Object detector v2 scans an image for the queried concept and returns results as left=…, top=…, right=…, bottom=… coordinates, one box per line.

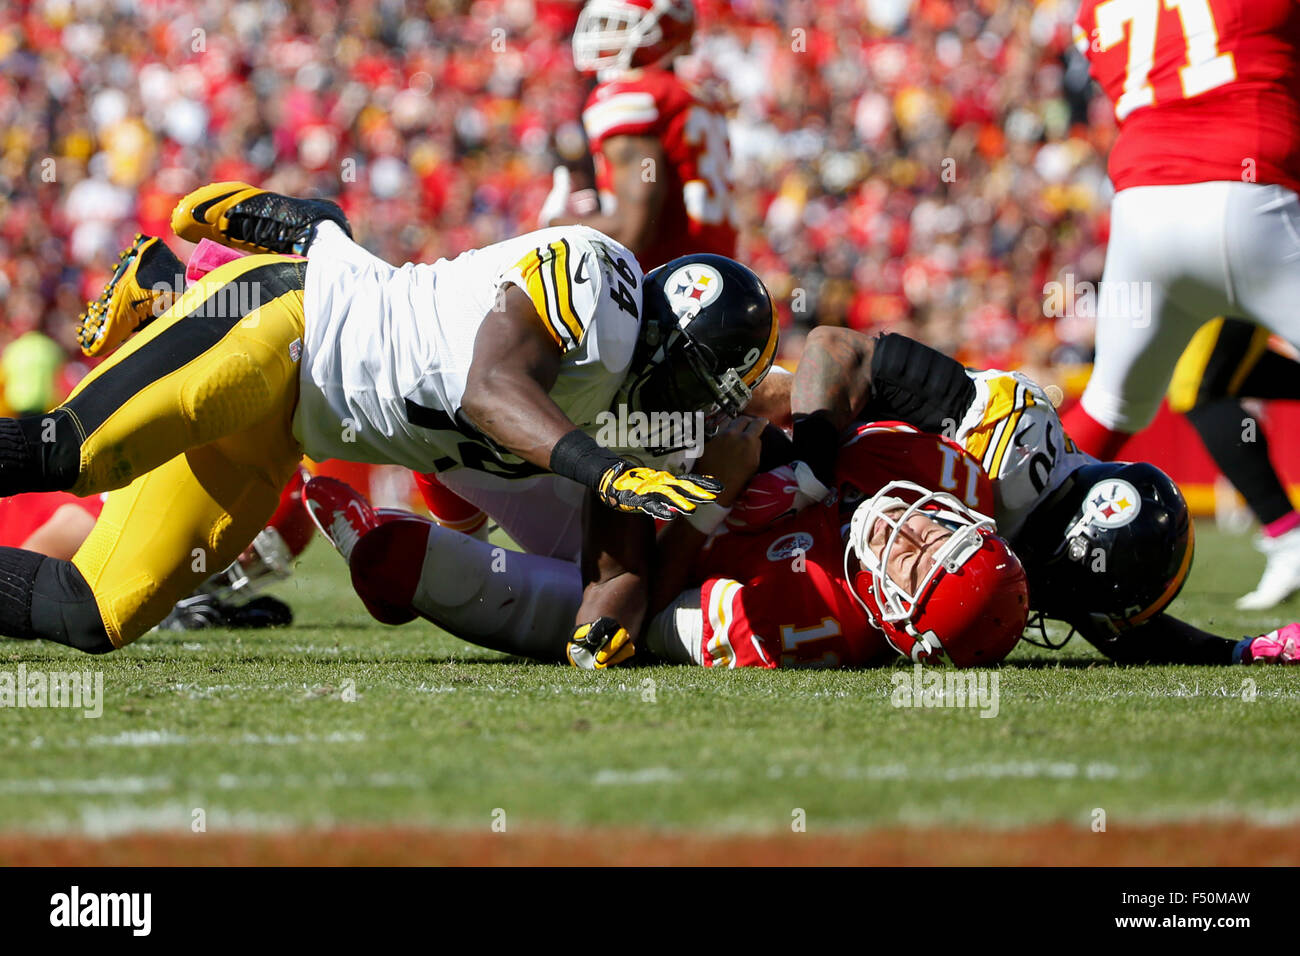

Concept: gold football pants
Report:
left=59, top=254, right=307, bottom=647
left=1167, top=317, right=1271, bottom=414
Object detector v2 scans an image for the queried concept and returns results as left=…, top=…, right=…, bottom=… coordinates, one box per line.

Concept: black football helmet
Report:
left=618, top=254, right=778, bottom=419
left=1016, top=461, right=1194, bottom=634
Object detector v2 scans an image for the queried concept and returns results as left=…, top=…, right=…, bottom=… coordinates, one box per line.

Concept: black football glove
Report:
left=597, top=461, right=722, bottom=520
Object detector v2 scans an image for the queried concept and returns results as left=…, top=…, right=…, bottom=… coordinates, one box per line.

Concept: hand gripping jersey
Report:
left=687, top=423, right=995, bottom=668
left=295, top=226, right=644, bottom=478
left=951, top=370, right=1092, bottom=542
left=1074, top=0, right=1300, bottom=195
left=582, top=66, right=738, bottom=269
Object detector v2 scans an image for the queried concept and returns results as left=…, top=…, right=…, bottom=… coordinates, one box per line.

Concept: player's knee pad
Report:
left=349, top=517, right=428, bottom=625
left=869, top=333, right=977, bottom=434
left=179, top=351, right=274, bottom=445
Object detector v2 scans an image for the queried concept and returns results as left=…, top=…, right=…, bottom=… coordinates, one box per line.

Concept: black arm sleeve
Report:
left=1073, top=612, right=1238, bottom=665
left=865, top=332, right=977, bottom=434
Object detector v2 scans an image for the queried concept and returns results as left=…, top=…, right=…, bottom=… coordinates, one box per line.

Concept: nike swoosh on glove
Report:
left=597, top=462, right=722, bottom=520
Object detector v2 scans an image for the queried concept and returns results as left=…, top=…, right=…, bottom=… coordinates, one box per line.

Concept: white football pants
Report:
left=1080, top=181, right=1300, bottom=432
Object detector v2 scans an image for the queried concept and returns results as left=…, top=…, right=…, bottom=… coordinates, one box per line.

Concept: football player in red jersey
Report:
left=304, top=421, right=1032, bottom=670
left=541, top=0, right=737, bottom=268
left=648, top=423, right=1029, bottom=669
left=782, top=326, right=1300, bottom=666
left=0, top=491, right=104, bottom=561
left=1062, top=0, right=1300, bottom=453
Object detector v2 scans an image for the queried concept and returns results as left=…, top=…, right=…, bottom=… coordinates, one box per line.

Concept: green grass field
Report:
left=1, top=521, right=1297, bottom=861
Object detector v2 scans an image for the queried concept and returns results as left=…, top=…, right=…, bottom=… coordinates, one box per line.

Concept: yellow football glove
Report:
left=597, top=462, right=723, bottom=520
left=567, top=617, right=637, bottom=670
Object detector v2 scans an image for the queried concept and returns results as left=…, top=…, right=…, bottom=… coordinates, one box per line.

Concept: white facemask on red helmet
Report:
left=844, top=480, right=1029, bottom=668
left=572, top=0, right=696, bottom=78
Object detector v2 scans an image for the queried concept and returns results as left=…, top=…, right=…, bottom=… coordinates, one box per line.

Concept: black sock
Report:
left=31, top=556, right=112, bottom=653
left=0, top=411, right=81, bottom=496
left=1185, top=399, right=1294, bottom=525
left=0, top=547, right=44, bottom=639
left=0, top=547, right=112, bottom=652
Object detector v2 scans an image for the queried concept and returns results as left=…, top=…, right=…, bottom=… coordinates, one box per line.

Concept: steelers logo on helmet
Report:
left=1082, top=477, right=1142, bottom=529
left=664, top=263, right=724, bottom=324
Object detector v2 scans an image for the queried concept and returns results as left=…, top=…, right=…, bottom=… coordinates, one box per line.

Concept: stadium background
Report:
left=1, top=0, right=1296, bottom=511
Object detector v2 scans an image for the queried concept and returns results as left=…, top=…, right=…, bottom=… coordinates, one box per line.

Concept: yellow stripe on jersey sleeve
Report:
left=988, top=397, right=1035, bottom=478
left=511, top=243, right=581, bottom=349
left=962, top=374, right=1018, bottom=463
left=963, top=374, right=1035, bottom=477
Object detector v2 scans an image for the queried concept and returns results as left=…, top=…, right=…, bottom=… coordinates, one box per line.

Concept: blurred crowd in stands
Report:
left=0, top=0, right=1110, bottom=413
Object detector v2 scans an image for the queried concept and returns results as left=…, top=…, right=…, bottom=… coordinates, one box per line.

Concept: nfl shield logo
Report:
left=289, top=338, right=302, bottom=362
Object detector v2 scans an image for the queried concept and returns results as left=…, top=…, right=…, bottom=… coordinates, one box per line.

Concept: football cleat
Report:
left=303, top=476, right=380, bottom=563
left=77, top=234, right=184, bottom=357
left=156, top=593, right=293, bottom=631
left=170, top=180, right=352, bottom=255
left=1236, top=526, right=1300, bottom=610
left=1234, top=622, right=1300, bottom=664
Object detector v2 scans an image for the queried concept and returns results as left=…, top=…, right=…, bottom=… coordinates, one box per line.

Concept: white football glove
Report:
left=538, top=166, right=571, bottom=227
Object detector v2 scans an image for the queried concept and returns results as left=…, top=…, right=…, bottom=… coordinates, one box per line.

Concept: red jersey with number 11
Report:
left=687, top=423, right=995, bottom=669
left=1074, top=0, right=1300, bottom=194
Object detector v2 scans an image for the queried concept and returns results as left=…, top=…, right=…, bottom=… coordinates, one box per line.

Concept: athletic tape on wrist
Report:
left=686, top=501, right=732, bottom=535
left=549, top=429, right=623, bottom=491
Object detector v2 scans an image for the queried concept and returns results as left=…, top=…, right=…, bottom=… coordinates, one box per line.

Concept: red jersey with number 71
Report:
left=582, top=66, right=737, bottom=270
left=1074, top=0, right=1300, bottom=195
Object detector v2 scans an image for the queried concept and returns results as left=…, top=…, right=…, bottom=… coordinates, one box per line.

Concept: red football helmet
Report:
left=845, top=480, right=1029, bottom=668
left=572, top=0, right=696, bottom=76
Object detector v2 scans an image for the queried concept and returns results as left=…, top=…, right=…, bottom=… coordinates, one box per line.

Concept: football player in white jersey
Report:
left=0, top=182, right=776, bottom=656
left=777, top=327, right=1298, bottom=666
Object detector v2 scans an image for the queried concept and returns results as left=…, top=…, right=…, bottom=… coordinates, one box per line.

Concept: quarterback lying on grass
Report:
left=305, top=415, right=1297, bottom=671
left=305, top=323, right=1300, bottom=670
